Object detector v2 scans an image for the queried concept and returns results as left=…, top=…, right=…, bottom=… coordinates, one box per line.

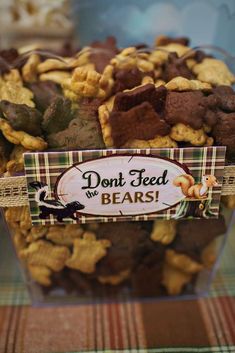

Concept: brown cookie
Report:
left=131, top=228, right=166, bottom=297
left=200, top=85, right=235, bottom=127
left=194, top=50, right=213, bottom=63
left=165, top=91, right=206, bottom=129
left=173, top=216, right=226, bottom=253
left=203, top=110, right=218, bottom=127
left=113, top=67, right=152, bottom=93
left=68, top=269, right=94, bottom=293
left=96, top=222, right=152, bottom=276
left=212, top=110, right=235, bottom=155
left=90, top=36, right=119, bottom=73
left=156, top=35, right=190, bottom=47
left=46, top=115, right=105, bottom=150
left=78, top=98, right=102, bottom=121
left=110, top=101, right=170, bottom=147
left=0, top=48, right=19, bottom=74
left=162, top=52, right=195, bottom=82
left=212, top=85, right=234, bottom=96
left=0, top=100, right=42, bottom=136
left=132, top=262, right=163, bottom=297
left=212, top=86, right=235, bottom=112
left=27, top=81, right=62, bottom=112
left=42, top=97, right=75, bottom=134
left=43, top=266, right=95, bottom=294
left=0, top=132, right=13, bottom=173
left=113, top=84, right=167, bottom=114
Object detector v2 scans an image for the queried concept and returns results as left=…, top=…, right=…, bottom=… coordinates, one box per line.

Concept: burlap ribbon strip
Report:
left=0, top=165, right=234, bottom=208
left=222, top=165, right=235, bottom=196
left=0, top=176, right=29, bottom=207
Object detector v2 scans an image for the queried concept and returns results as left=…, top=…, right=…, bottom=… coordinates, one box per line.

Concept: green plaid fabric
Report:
left=0, top=220, right=30, bottom=306
left=24, top=147, right=226, bottom=225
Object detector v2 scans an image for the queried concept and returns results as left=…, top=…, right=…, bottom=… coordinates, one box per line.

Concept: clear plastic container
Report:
left=1, top=4, right=235, bottom=304
left=2, top=206, right=234, bottom=305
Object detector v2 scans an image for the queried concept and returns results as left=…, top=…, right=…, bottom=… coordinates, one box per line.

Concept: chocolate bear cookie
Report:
left=165, top=91, right=206, bottom=129
left=0, top=100, right=43, bottom=136
left=27, top=81, right=62, bottom=112
left=96, top=222, right=165, bottom=276
left=46, top=114, right=105, bottom=150
left=173, top=216, right=226, bottom=254
left=212, top=111, right=235, bottom=156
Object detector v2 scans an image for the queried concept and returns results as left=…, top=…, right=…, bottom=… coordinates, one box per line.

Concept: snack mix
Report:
left=1, top=34, right=234, bottom=298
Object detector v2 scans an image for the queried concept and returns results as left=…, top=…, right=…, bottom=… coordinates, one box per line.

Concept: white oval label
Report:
left=55, top=155, right=187, bottom=217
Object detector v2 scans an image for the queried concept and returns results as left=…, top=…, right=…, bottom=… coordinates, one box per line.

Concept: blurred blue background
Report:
left=73, top=0, right=235, bottom=54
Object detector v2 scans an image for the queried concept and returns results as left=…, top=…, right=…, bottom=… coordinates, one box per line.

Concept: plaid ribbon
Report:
left=24, top=146, right=226, bottom=225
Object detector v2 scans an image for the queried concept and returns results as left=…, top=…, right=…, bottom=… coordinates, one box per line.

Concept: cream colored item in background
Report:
left=0, top=0, right=72, bottom=28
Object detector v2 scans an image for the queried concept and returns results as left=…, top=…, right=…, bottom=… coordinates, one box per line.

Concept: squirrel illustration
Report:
left=30, top=181, right=85, bottom=222
left=173, top=174, right=218, bottom=199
